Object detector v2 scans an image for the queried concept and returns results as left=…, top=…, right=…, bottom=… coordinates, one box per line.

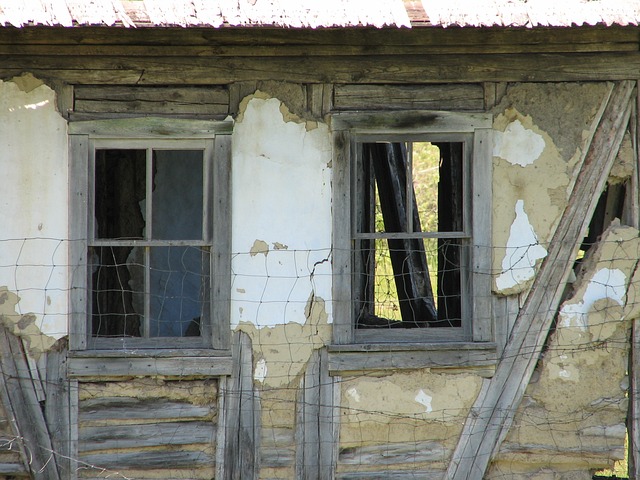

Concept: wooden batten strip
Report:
left=447, top=80, right=636, bottom=480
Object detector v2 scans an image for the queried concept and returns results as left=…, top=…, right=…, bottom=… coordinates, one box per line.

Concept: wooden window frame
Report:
left=329, top=111, right=496, bottom=373
left=68, top=117, right=232, bottom=376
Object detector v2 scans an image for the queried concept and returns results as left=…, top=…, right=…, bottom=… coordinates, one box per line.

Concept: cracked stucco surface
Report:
left=0, top=75, right=68, bottom=352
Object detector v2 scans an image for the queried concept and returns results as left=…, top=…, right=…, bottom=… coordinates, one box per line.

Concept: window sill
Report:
left=326, top=342, right=497, bottom=376
left=68, top=349, right=233, bottom=379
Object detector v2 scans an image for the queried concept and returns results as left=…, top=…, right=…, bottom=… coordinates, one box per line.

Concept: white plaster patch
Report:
left=0, top=79, right=68, bottom=340
left=495, top=200, right=548, bottom=292
left=494, top=119, right=545, bottom=167
left=415, top=389, right=433, bottom=414
left=559, top=268, right=626, bottom=330
left=558, top=369, right=571, bottom=379
left=230, top=96, right=332, bottom=329
left=346, top=387, right=361, bottom=403
left=254, top=358, right=267, bottom=383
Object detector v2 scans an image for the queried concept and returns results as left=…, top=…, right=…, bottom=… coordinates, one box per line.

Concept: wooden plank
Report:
left=69, top=116, right=233, bottom=136
left=79, top=450, right=214, bottom=469
left=224, top=331, right=259, bottom=480
left=296, top=349, right=337, bottom=479
left=4, top=52, right=640, bottom=86
left=0, top=25, right=636, bottom=47
left=331, top=131, right=353, bottom=344
left=79, top=398, right=214, bottom=422
left=339, top=440, right=448, bottom=465
left=75, top=85, right=228, bottom=103
left=78, top=421, right=215, bottom=451
left=447, top=80, right=636, bottom=480
left=332, top=111, right=492, bottom=134
left=328, top=344, right=497, bottom=374
left=74, top=85, right=229, bottom=115
left=0, top=25, right=637, bottom=52
left=212, top=134, right=232, bottom=351
left=472, top=128, right=493, bottom=342
left=67, top=355, right=233, bottom=378
left=0, top=328, right=60, bottom=479
left=45, top=345, right=72, bottom=479
left=334, top=84, right=484, bottom=111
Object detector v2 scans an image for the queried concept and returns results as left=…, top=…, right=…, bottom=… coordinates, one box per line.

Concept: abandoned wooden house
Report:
left=2, top=0, right=640, bottom=478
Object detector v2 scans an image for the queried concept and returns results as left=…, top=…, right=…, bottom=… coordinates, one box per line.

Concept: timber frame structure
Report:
left=2, top=2, right=640, bottom=479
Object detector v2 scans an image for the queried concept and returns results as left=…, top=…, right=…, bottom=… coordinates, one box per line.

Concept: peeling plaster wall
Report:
left=489, top=223, right=637, bottom=478
left=337, top=370, right=483, bottom=476
left=0, top=75, right=68, bottom=353
left=231, top=93, right=333, bottom=389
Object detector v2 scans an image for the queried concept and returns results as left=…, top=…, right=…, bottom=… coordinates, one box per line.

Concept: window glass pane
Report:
left=94, top=149, right=146, bottom=240
left=91, top=246, right=143, bottom=337
left=149, top=246, right=209, bottom=337
left=152, top=150, right=204, bottom=241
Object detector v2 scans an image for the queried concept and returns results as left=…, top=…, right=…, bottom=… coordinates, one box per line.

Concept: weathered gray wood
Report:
left=0, top=328, right=60, bottom=479
left=67, top=355, right=233, bottom=378
left=68, top=134, right=89, bottom=351
left=331, top=130, right=353, bottom=345
left=69, top=116, right=233, bottom=136
left=6, top=52, right=640, bottom=86
left=328, top=343, right=497, bottom=374
left=334, top=84, right=484, bottom=111
left=472, top=128, right=494, bottom=342
left=45, top=344, right=72, bottom=478
left=447, top=80, right=636, bottom=480
left=228, top=81, right=258, bottom=116
left=79, top=397, right=214, bottom=421
left=212, top=133, right=232, bottom=351
left=261, top=427, right=295, bottom=468
left=296, top=349, right=338, bottom=479
left=332, top=111, right=492, bottom=134
left=224, top=331, right=259, bottom=480
left=339, top=440, right=448, bottom=465
left=80, top=450, right=214, bottom=470
left=78, top=421, right=215, bottom=451
left=0, top=25, right=636, bottom=52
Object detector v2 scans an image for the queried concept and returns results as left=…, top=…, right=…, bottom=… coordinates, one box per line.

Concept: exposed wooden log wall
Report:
left=77, top=387, right=218, bottom=479
left=447, top=80, right=637, bottom=480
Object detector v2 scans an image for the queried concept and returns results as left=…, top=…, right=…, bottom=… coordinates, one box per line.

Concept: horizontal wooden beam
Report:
left=3, top=52, right=640, bottom=85
left=327, top=343, right=497, bottom=374
left=67, top=355, right=233, bottom=377
left=0, top=25, right=636, bottom=50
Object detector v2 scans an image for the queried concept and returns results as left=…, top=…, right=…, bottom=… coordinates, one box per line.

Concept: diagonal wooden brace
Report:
left=447, top=80, right=636, bottom=480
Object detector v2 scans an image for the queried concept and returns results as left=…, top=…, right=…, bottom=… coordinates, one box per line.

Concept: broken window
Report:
left=91, top=148, right=210, bottom=341
left=354, top=140, right=470, bottom=332
left=69, top=122, right=231, bottom=352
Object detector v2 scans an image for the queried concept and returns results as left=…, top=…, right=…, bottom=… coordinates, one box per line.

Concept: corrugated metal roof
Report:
left=420, top=0, right=640, bottom=28
left=0, top=0, right=639, bottom=29
left=0, top=0, right=411, bottom=28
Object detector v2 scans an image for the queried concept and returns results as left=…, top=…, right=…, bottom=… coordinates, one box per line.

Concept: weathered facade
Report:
left=1, top=1, right=640, bottom=479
